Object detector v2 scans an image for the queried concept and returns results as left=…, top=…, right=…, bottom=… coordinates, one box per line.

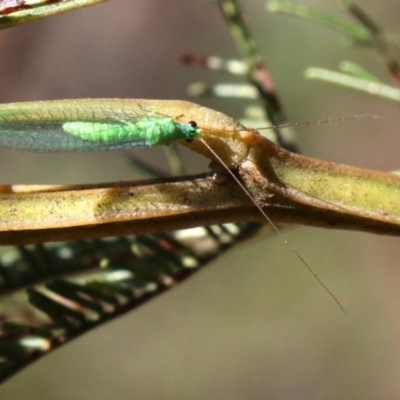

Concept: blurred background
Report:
left=1, top=0, right=400, bottom=399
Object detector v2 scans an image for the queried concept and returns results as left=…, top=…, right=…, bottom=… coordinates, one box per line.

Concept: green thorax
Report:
left=63, top=117, right=200, bottom=147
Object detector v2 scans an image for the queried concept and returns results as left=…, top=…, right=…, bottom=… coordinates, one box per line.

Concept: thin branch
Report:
left=217, top=0, right=297, bottom=152
left=0, top=0, right=107, bottom=30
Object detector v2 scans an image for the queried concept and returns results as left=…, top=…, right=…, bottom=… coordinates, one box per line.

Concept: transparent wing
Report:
left=0, top=108, right=159, bottom=152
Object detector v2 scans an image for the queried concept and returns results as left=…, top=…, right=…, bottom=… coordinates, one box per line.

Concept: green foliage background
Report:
left=1, top=0, right=400, bottom=398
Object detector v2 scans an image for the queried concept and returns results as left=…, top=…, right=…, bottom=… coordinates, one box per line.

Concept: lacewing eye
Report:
left=186, top=121, right=198, bottom=142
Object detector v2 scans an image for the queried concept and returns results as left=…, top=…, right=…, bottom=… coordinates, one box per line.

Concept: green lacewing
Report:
left=0, top=98, right=345, bottom=312
left=0, top=109, right=200, bottom=151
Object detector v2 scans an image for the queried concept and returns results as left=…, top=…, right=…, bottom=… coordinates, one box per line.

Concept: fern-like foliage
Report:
left=0, top=222, right=263, bottom=382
